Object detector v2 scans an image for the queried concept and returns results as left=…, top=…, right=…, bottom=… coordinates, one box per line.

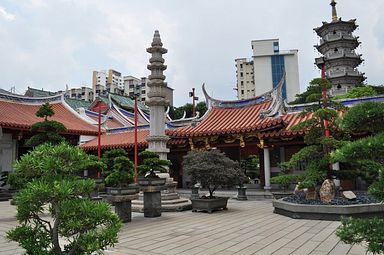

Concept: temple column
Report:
left=263, top=148, right=271, bottom=190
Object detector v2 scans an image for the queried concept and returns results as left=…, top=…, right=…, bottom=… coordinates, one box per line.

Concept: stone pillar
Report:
left=143, top=191, right=162, bottom=217
left=263, top=148, right=271, bottom=190
left=146, top=30, right=170, bottom=161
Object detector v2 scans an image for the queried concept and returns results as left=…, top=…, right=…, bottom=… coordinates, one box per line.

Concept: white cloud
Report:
left=0, top=6, right=15, bottom=21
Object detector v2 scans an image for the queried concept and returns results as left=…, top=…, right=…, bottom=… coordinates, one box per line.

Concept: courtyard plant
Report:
left=332, top=101, right=384, bottom=254
left=183, top=149, right=245, bottom=198
left=25, top=102, right=67, bottom=147
left=137, top=150, right=171, bottom=178
left=7, top=142, right=121, bottom=254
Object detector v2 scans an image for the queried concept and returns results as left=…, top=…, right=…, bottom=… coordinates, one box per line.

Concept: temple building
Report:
left=314, top=0, right=365, bottom=96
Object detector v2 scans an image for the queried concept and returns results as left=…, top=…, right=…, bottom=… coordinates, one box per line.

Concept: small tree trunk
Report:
left=51, top=201, right=62, bottom=254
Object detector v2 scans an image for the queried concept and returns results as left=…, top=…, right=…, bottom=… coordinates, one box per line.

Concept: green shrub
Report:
left=137, top=150, right=171, bottom=177
left=7, top=142, right=121, bottom=254
left=183, top=150, right=245, bottom=198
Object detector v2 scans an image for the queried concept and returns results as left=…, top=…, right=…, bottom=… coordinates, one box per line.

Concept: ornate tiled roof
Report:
left=0, top=100, right=98, bottom=135
left=167, top=100, right=285, bottom=138
left=64, top=97, right=92, bottom=110
left=80, top=129, right=186, bottom=151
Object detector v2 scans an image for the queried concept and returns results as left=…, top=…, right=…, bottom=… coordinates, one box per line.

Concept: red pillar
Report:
left=134, top=95, right=138, bottom=184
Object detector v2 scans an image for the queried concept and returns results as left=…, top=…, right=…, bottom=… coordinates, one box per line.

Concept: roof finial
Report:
left=330, top=0, right=338, bottom=22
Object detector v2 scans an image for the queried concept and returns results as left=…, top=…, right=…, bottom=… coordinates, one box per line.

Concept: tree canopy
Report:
left=26, top=102, right=67, bottom=147
left=7, top=142, right=121, bottom=254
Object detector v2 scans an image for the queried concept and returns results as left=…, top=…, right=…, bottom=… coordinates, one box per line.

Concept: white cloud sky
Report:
left=0, top=0, right=383, bottom=106
left=0, top=5, right=15, bottom=21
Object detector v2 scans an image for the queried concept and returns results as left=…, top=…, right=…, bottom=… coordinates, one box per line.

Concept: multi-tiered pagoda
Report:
left=314, top=0, right=365, bottom=95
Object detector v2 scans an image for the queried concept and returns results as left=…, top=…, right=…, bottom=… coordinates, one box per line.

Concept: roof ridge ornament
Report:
left=260, top=71, right=286, bottom=118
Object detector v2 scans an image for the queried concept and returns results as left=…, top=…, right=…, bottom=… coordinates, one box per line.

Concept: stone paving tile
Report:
left=0, top=200, right=373, bottom=255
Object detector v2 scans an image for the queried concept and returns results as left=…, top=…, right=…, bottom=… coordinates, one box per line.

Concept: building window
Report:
left=241, top=90, right=244, bottom=95
left=240, top=64, right=243, bottom=69
left=271, top=55, right=287, bottom=99
left=241, top=81, right=244, bottom=86
left=273, top=41, right=279, bottom=53
left=240, top=72, right=243, bottom=77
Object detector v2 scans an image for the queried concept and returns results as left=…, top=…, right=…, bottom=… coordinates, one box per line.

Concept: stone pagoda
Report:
left=146, top=30, right=170, bottom=160
left=314, top=0, right=365, bottom=95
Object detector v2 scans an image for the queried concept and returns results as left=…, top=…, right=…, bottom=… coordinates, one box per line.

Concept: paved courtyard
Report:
left=0, top=199, right=372, bottom=255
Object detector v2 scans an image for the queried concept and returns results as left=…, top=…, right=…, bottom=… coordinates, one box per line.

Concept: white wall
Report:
left=0, top=132, right=17, bottom=173
left=252, top=39, right=279, bottom=56
left=284, top=51, right=300, bottom=102
left=253, top=56, right=273, bottom=96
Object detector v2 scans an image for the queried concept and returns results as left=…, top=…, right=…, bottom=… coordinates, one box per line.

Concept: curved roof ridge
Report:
left=0, top=91, right=64, bottom=104
left=202, top=83, right=271, bottom=109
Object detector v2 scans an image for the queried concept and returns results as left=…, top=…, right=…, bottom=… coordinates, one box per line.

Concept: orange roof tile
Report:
left=80, top=129, right=186, bottom=151
left=0, top=101, right=98, bottom=135
left=168, top=100, right=284, bottom=137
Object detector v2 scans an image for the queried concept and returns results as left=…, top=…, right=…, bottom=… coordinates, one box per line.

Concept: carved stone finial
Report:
left=330, top=0, right=338, bottom=22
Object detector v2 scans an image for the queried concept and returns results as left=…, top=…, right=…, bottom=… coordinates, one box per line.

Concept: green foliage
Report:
left=137, top=150, right=171, bottom=176
left=7, top=142, right=121, bottom=254
left=331, top=132, right=384, bottom=165
left=240, top=155, right=260, bottom=180
left=333, top=86, right=377, bottom=100
left=104, top=156, right=134, bottom=187
left=26, top=103, right=67, bottom=147
left=290, top=78, right=332, bottom=104
left=337, top=218, right=384, bottom=254
left=271, top=174, right=302, bottom=191
left=333, top=104, right=384, bottom=253
left=36, top=102, right=54, bottom=120
left=168, top=102, right=208, bottom=119
left=183, top=150, right=245, bottom=198
left=101, top=148, right=128, bottom=174
left=340, top=101, right=384, bottom=135
left=9, top=142, right=95, bottom=189
left=370, top=85, right=384, bottom=95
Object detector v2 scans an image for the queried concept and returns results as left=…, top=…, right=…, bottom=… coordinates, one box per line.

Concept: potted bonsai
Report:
left=183, top=149, right=245, bottom=213
left=105, top=156, right=137, bottom=195
left=137, top=150, right=171, bottom=217
left=137, top=151, right=171, bottom=186
left=102, top=150, right=139, bottom=222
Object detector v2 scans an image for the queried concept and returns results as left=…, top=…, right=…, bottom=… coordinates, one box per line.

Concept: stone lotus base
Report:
left=273, top=199, right=384, bottom=221
left=191, top=197, right=229, bottom=214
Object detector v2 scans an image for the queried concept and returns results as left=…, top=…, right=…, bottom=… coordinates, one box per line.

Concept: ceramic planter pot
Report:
left=191, top=197, right=229, bottom=213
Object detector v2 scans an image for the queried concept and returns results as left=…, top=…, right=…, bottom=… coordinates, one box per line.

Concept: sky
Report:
left=0, top=0, right=383, bottom=106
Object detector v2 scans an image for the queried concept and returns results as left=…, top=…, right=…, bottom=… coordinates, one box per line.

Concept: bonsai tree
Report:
left=26, top=102, right=67, bottom=147
left=240, top=155, right=260, bottom=183
left=137, top=150, right=171, bottom=178
left=105, top=156, right=134, bottom=187
left=332, top=101, right=384, bottom=254
left=7, top=142, right=121, bottom=254
left=183, top=150, right=245, bottom=198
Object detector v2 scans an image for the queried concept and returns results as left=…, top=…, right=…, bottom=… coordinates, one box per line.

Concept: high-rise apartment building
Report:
left=123, top=76, right=148, bottom=103
left=235, top=39, right=300, bottom=102
left=92, top=69, right=123, bottom=96
left=67, top=86, right=94, bottom=102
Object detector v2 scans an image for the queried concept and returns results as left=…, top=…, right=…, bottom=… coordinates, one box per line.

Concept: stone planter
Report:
left=237, top=186, right=248, bottom=201
left=191, top=197, right=229, bottom=213
left=107, top=185, right=139, bottom=196
left=106, top=185, right=139, bottom=223
left=272, top=192, right=293, bottom=200
left=138, top=177, right=166, bottom=186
